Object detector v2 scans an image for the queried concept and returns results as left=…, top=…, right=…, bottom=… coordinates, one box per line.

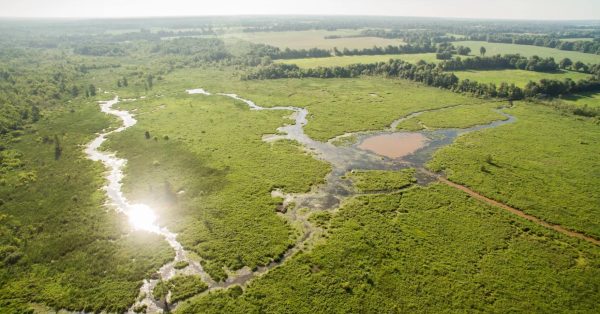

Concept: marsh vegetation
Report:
left=0, top=15, right=599, bottom=313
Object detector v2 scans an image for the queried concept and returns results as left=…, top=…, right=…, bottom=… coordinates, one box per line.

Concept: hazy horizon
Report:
left=1, top=0, right=599, bottom=21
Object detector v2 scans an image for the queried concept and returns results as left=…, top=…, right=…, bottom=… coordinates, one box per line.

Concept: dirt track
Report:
left=421, top=169, right=600, bottom=246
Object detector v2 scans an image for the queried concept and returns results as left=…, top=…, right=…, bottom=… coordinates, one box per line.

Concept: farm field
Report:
left=452, top=69, right=591, bottom=87
left=223, top=30, right=406, bottom=49
left=276, top=53, right=438, bottom=68
left=455, top=41, right=600, bottom=64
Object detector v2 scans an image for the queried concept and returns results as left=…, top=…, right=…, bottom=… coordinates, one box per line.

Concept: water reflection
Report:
left=128, top=204, right=159, bottom=233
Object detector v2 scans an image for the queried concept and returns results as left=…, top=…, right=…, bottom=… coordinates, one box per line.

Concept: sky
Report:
left=0, top=0, right=599, bottom=20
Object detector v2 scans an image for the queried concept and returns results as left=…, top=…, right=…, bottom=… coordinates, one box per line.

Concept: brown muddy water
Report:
left=358, top=133, right=429, bottom=159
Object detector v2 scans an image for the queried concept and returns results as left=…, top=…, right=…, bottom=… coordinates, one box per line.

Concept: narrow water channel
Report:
left=85, top=98, right=212, bottom=313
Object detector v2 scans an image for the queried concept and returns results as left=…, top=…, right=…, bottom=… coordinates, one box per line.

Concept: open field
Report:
left=276, top=53, right=438, bottom=68
left=452, top=69, right=592, bottom=87
left=428, top=102, right=600, bottom=238
left=176, top=184, right=600, bottom=313
left=224, top=30, right=405, bottom=49
left=562, top=91, right=600, bottom=108
left=454, top=41, right=600, bottom=64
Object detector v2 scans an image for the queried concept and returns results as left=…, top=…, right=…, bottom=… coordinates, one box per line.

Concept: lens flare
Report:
left=128, top=204, right=159, bottom=232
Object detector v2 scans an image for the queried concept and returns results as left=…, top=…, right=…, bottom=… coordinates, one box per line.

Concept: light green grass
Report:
left=455, top=41, right=600, bottom=64
left=276, top=53, right=438, bottom=68
left=429, top=102, right=600, bottom=238
left=176, top=184, right=600, bottom=313
left=396, top=103, right=509, bottom=130
left=155, top=68, right=482, bottom=141
left=223, top=30, right=405, bottom=50
left=453, top=69, right=591, bottom=87
left=562, top=91, right=600, bottom=108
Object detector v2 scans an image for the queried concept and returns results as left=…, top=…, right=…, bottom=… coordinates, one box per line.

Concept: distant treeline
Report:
left=468, top=33, right=600, bottom=55
left=248, top=43, right=438, bottom=60
left=355, top=29, right=457, bottom=44
left=244, top=59, right=600, bottom=117
left=74, top=44, right=127, bottom=56
left=439, top=54, right=563, bottom=72
left=332, top=44, right=436, bottom=56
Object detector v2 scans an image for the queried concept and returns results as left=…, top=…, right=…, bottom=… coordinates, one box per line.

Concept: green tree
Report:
left=31, top=105, right=40, bottom=122
left=70, top=86, right=79, bottom=97
left=559, top=58, right=573, bottom=69
left=54, top=135, right=62, bottom=160
left=480, top=46, right=486, bottom=57
left=88, top=84, right=96, bottom=96
left=146, top=74, right=154, bottom=90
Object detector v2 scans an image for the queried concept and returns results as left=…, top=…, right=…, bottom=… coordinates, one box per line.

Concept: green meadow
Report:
left=452, top=69, right=591, bottom=87
left=276, top=53, right=438, bottom=68
left=562, top=91, right=600, bottom=108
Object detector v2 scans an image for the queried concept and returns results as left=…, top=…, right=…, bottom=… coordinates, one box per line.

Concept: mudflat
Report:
left=358, top=133, right=428, bottom=158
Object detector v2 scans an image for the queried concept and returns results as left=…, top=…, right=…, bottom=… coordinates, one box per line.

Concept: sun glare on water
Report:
left=128, top=204, right=159, bottom=233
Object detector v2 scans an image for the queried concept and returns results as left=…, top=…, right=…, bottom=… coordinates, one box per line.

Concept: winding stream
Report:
left=88, top=91, right=516, bottom=313
left=85, top=98, right=211, bottom=313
